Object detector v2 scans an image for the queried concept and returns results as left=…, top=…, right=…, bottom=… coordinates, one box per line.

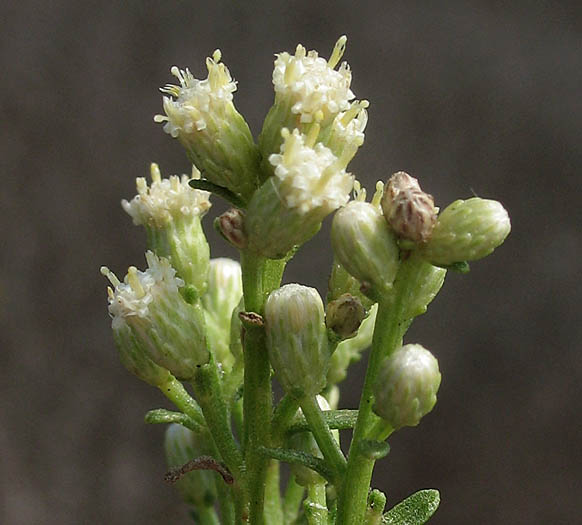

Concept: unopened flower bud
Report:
left=382, top=171, right=421, bottom=203
left=201, top=258, right=243, bottom=371
left=104, top=252, right=209, bottom=381
left=331, top=201, right=400, bottom=295
left=373, top=344, right=441, bottom=429
left=122, top=163, right=211, bottom=295
left=381, top=172, right=437, bottom=242
left=326, top=293, right=366, bottom=340
left=164, top=424, right=217, bottom=509
left=265, top=284, right=329, bottom=396
left=259, top=36, right=356, bottom=178
left=327, top=303, right=377, bottom=385
left=246, top=128, right=354, bottom=258
left=383, top=188, right=437, bottom=242
left=154, top=52, right=260, bottom=201
left=420, top=198, right=511, bottom=265
left=216, top=208, right=247, bottom=249
left=289, top=396, right=338, bottom=486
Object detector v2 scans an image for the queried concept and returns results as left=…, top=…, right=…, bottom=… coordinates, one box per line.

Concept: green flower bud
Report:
left=201, top=258, right=243, bottom=371
left=373, top=344, right=441, bottom=429
left=327, top=303, right=377, bottom=385
left=104, top=252, right=209, bottom=381
left=326, top=293, right=366, bottom=340
left=122, top=163, right=211, bottom=295
left=289, top=396, right=339, bottom=487
left=420, top=198, right=510, bottom=265
left=331, top=201, right=400, bottom=295
left=265, top=284, right=329, bottom=396
left=258, top=36, right=359, bottom=178
left=154, top=52, right=260, bottom=202
left=164, top=424, right=217, bottom=509
left=246, top=128, right=354, bottom=258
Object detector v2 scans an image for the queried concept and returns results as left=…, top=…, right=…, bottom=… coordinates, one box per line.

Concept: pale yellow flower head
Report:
left=122, top=163, right=211, bottom=229
left=273, top=36, right=354, bottom=125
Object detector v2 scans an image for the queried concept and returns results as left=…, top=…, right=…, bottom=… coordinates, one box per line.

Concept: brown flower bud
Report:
left=382, top=171, right=420, bottom=204
left=216, top=208, right=247, bottom=249
left=381, top=172, right=437, bottom=242
left=326, top=293, right=366, bottom=340
left=384, top=188, right=437, bottom=242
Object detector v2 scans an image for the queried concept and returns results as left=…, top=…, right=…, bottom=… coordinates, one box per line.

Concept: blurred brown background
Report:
left=2, top=1, right=581, bottom=523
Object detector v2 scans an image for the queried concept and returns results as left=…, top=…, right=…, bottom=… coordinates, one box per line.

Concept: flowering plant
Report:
left=102, top=37, right=510, bottom=524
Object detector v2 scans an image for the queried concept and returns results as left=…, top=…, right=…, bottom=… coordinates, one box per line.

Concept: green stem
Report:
left=215, top=468, right=236, bottom=525
left=240, top=251, right=283, bottom=524
left=283, top=476, right=305, bottom=525
left=191, top=356, right=243, bottom=480
left=264, top=459, right=284, bottom=524
left=337, top=256, right=423, bottom=525
left=158, top=375, right=205, bottom=426
left=305, top=482, right=328, bottom=525
left=299, top=396, right=347, bottom=479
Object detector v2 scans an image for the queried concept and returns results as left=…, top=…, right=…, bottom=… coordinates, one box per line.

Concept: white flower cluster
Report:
left=272, top=36, right=354, bottom=125
left=154, top=50, right=237, bottom=138
left=104, top=252, right=184, bottom=330
left=269, top=128, right=353, bottom=214
left=121, top=164, right=211, bottom=229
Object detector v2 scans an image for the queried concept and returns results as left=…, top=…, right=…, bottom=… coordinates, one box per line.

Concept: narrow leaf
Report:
left=383, top=489, right=440, bottom=525
left=189, top=178, right=246, bottom=208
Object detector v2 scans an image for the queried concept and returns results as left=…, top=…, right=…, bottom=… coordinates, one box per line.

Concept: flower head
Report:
left=272, top=36, right=354, bottom=126
left=122, top=163, right=210, bottom=229
left=154, top=51, right=260, bottom=201
left=121, top=164, right=211, bottom=294
left=269, top=128, right=353, bottom=214
left=245, top=128, right=354, bottom=258
left=155, top=51, right=237, bottom=138
left=103, top=252, right=208, bottom=380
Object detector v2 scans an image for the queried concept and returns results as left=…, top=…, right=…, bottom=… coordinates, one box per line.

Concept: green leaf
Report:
left=358, top=439, right=390, bottom=460
left=435, top=261, right=470, bottom=274
left=383, top=489, right=440, bottom=525
left=189, top=178, right=247, bottom=208
left=257, top=446, right=335, bottom=483
left=144, top=408, right=201, bottom=432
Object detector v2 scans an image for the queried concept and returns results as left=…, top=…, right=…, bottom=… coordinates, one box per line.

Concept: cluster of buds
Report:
left=101, top=36, right=512, bottom=522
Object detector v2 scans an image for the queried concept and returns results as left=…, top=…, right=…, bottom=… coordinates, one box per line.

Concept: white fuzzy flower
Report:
left=273, top=36, right=354, bottom=125
left=105, top=252, right=184, bottom=331
left=122, top=163, right=211, bottom=229
left=268, top=128, right=353, bottom=214
left=154, top=50, right=237, bottom=138
left=103, top=252, right=209, bottom=379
